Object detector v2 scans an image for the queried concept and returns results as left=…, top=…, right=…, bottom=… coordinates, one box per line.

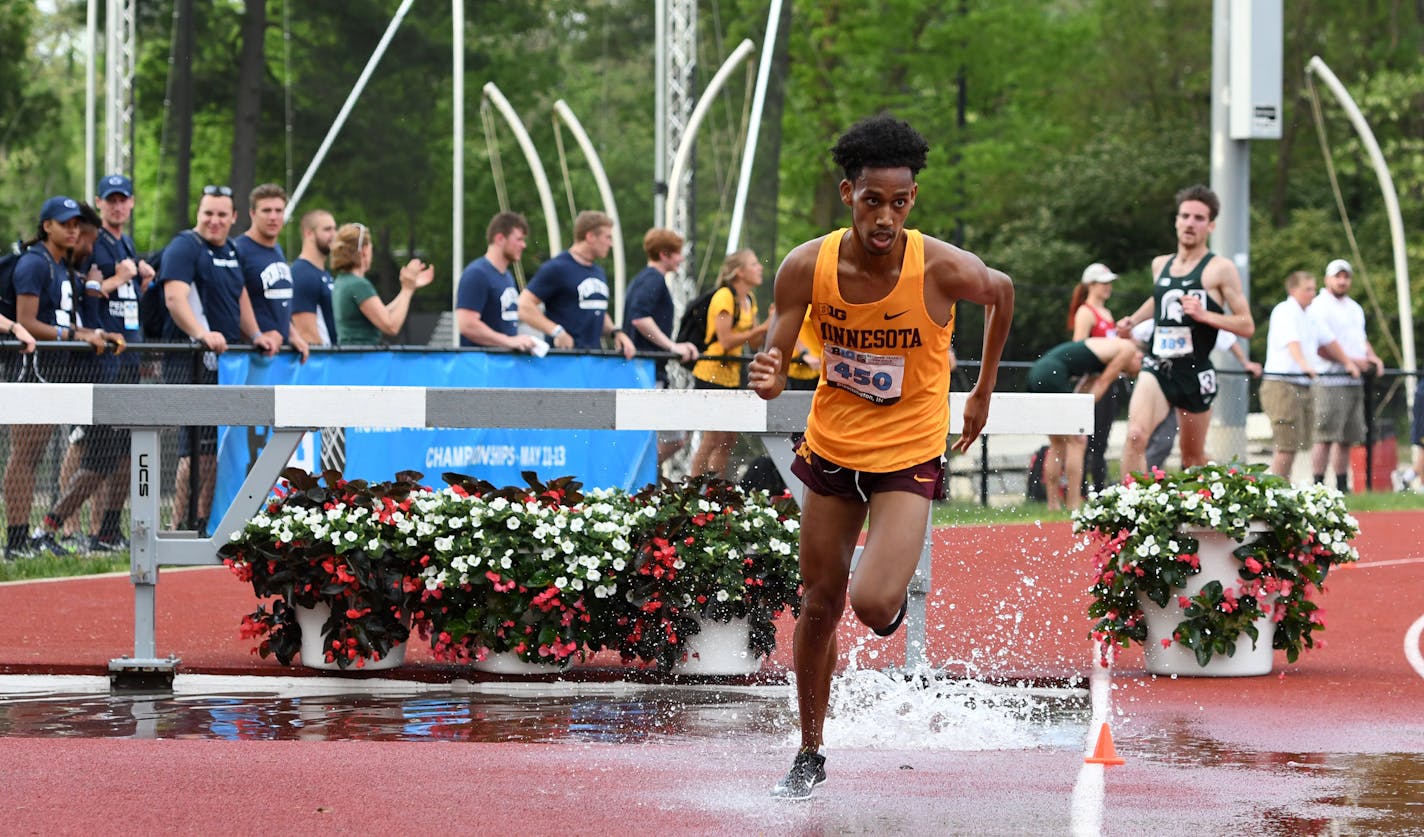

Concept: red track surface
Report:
left=1, top=511, right=1422, bottom=834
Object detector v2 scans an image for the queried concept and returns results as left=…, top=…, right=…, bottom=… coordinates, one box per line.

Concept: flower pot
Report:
left=1140, top=524, right=1277, bottom=677
left=470, top=651, right=568, bottom=675
left=672, top=616, right=763, bottom=676
left=294, top=603, right=408, bottom=671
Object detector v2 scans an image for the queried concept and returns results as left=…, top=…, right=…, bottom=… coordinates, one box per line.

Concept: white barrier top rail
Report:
left=3, top=384, right=1092, bottom=435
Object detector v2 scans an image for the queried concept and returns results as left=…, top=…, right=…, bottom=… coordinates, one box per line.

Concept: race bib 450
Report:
left=824, top=344, right=904, bottom=405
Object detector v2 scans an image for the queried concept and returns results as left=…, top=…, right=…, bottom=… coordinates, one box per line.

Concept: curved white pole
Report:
left=553, top=100, right=626, bottom=321
left=482, top=83, right=562, bottom=255
left=1306, top=56, right=1415, bottom=406
left=664, top=39, right=757, bottom=226
left=727, top=1, right=783, bottom=254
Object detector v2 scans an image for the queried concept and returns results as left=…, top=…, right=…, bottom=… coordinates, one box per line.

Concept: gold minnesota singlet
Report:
left=803, top=228, right=955, bottom=472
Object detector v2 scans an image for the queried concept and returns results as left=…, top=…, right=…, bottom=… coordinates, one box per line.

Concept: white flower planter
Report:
left=470, top=651, right=568, bottom=675
left=1140, top=524, right=1278, bottom=677
left=295, top=602, right=408, bottom=671
left=672, top=616, right=763, bottom=676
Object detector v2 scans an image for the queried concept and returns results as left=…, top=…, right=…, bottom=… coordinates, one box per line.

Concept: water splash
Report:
left=801, top=637, right=1089, bottom=751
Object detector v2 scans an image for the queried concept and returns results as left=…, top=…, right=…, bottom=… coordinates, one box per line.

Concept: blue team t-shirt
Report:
left=158, top=231, right=245, bottom=342
left=234, top=236, right=293, bottom=339
left=4, top=246, right=73, bottom=329
left=456, top=256, right=520, bottom=344
left=89, top=228, right=142, bottom=337
left=621, top=265, right=674, bottom=352
left=524, top=250, right=610, bottom=349
left=290, top=257, right=337, bottom=345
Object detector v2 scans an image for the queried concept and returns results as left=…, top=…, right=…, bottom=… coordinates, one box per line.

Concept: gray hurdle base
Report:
left=2, top=384, right=1092, bottom=689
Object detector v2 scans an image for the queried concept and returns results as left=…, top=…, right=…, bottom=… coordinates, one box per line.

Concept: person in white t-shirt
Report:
left=1307, top=259, right=1376, bottom=491
left=1261, top=271, right=1353, bottom=478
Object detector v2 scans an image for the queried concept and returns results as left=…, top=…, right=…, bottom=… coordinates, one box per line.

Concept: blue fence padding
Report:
left=212, top=351, right=658, bottom=522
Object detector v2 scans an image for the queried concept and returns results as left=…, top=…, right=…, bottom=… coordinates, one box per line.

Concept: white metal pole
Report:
left=452, top=0, right=464, bottom=347
left=85, top=0, right=97, bottom=191
left=482, top=82, right=562, bottom=254
left=654, top=0, right=666, bottom=228
left=727, top=0, right=782, bottom=254
left=286, top=0, right=416, bottom=221
left=554, top=101, right=625, bottom=321
left=1306, top=56, right=1416, bottom=402
left=665, top=39, right=756, bottom=223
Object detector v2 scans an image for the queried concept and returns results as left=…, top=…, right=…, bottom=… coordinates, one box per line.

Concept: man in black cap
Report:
left=67, top=174, right=154, bottom=551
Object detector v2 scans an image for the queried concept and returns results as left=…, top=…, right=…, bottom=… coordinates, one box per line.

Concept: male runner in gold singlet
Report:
left=748, top=114, right=1014, bottom=799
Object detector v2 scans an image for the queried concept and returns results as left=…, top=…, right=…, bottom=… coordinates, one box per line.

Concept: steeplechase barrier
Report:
left=1, top=383, right=1092, bottom=688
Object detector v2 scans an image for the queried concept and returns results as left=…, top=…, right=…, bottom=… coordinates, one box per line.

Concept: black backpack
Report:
left=673, top=286, right=719, bottom=368
left=0, top=240, right=29, bottom=317
left=138, top=230, right=204, bottom=339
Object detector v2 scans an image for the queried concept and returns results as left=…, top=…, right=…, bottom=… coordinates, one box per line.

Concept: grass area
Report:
left=933, top=487, right=1424, bottom=528
left=0, top=550, right=129, bottom=583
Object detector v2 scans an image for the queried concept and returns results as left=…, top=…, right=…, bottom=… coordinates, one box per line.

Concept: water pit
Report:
left=0, top=670, right=1090, bottom=748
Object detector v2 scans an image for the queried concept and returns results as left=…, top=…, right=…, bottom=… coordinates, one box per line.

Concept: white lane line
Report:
left=1404, top=614, right=1424, bottom=681
left=1348, top=557, right=1424, bottom=570
left=1069, top=644, right=1111, bottom=836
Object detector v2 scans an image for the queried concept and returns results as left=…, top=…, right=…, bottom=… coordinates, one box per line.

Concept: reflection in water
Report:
left=1132, top=721, right=1424, bottom=836
left=0, top=689, right=792, bottom=744
left=0, top=682, right=1082, bottom=749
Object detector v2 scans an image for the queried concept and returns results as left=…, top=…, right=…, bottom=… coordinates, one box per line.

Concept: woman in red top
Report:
left=1068, top=262, right=1120, bottom=496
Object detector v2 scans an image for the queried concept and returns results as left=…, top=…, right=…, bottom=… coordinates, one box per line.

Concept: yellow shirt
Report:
left=804, top=228, right=955, bottom=472
left=691, top=285, right=757, bottom=388
left=787, top=313, right=822, bottom=382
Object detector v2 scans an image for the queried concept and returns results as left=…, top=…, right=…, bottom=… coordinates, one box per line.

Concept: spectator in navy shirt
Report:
left=518, top=210, right=634, bottom=358
left=2, top=196, right=107, bottom=559
left=160, top=184, right=275, bottom=533
left=235, top=183, right=303, bottom=360
left=458, top=211, right=538, bottom=351
left=89, top=174, right=152, bottom=350
left=290, top=209, right=338, bottom=346
left=622, top=226, right=699, bottom=379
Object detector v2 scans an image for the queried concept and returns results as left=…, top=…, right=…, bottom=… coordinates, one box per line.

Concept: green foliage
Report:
left=6, top=1, right=1424, bottom=358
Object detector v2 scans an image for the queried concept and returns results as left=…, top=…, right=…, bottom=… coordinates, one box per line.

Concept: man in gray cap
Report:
left=1308, top=258, right=1382, bottom=492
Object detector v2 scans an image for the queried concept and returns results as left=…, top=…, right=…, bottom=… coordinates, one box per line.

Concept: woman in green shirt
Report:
left=331, top=222, right=435, bottom=345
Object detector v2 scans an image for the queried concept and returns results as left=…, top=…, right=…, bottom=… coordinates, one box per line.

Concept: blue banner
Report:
left=213, top=351, right=658, bottom=522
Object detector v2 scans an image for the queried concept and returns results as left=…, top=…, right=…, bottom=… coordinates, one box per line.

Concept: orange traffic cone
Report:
left=1084, top=722, right=1126, bottom=766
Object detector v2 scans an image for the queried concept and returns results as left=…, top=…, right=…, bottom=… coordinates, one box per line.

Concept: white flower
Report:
left=716, top=590, right=730, bottom=602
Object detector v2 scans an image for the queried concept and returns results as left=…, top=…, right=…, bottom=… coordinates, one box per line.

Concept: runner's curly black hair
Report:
left=830, top=114, right=930, bottom=182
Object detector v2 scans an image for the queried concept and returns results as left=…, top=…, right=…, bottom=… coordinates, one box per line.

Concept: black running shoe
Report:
left=771, top=750, right=826, bottom=800
left=873, top=594, right=909, bottom=637
left=29, top=530, right=76, bottom=558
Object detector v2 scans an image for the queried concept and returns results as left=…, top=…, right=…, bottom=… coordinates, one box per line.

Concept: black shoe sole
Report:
left=873, top=594, right=909, bottom=637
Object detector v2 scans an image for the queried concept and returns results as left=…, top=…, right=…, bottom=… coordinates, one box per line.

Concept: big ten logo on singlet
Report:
left=818, top=303, right=848, bottom=321
left=499, top=286, right=520, bottom=322
left=577, top=276, right=610, bottom=311
left=824, top=344, right=905, bottom=405
left=109, top=278, right=140, bottom=331
left=260, top=262, right=294, bottom=310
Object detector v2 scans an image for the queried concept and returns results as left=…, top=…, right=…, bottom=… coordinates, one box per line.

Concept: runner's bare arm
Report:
left=749, top=240, right=817, bottom=400
left=928, top=244, right=1014, bottom=452
left=1197, top=259, right=1255, bottom=338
